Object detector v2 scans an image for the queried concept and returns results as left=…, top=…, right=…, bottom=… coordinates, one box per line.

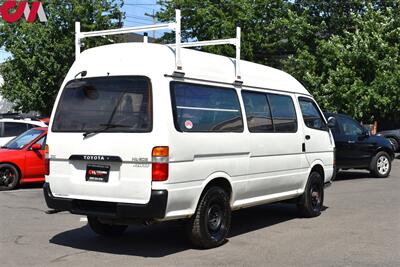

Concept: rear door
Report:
left=47, top=76, right=154, bottom=204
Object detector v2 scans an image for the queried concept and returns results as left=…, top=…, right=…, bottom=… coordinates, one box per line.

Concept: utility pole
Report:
left=144, top=10, right=156, bottom=39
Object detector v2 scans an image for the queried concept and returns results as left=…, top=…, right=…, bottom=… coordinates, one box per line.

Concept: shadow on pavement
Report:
left=334, top=171, right=373, bottom=181
left=18, top=183, right=44, bottom=190
left=50, top=203, right=300, bottom=257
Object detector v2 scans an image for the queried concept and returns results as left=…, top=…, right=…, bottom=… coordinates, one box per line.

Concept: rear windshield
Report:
left=52, top=76, right=152, bottom=133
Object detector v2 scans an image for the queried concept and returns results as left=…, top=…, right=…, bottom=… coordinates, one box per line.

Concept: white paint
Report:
left=46, top=42, right=335, bottom=221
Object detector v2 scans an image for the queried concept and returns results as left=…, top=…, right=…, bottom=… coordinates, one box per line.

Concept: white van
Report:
left=44, top=11, right=335, bottom=248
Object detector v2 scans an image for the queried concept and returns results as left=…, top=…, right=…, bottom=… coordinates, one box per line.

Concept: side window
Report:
left=267, top=94, right=297, bottom=133
left=33, top=135, right=47, bottom=150
left=339, top=116, right=364, bottom=136
left=171, top=82, right=243, bottom=132
left=299, top=97, right=327, bottom=131
left=242, top=91, right=273, bottom=132
left=3, top=122, right=28, bottom=137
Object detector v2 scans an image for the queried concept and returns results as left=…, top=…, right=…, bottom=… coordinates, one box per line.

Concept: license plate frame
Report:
left=85, top=164, right=110, bottom=183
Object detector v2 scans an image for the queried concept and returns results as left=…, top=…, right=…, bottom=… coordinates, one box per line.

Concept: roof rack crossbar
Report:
left=75, top=9, right=242, bottom=82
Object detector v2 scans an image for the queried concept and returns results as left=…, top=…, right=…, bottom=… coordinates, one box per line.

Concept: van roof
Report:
left=72, top=43, right=310, bottom=96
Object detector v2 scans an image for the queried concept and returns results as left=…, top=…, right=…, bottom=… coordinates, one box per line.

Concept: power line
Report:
left=125, top=14, right=153, bottom=21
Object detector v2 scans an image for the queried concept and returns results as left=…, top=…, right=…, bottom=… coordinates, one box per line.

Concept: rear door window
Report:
left=3, top=122, right=28, bottom=137
left=267, top=94, right=297, bottom=133
left=242, top=91, right=273, bottom=132
left=171, top=82, right=243, bottom=132
left=52, top=76, right=152, bottom=133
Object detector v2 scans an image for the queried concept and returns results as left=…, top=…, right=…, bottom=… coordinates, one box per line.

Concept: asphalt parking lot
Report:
left=1, top=156, right=399, bottom=267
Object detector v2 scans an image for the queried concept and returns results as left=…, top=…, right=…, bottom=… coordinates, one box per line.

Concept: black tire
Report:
left=87, top=216, right=128, bottom=237
left=186, top=186, right=231, bottom=249
left=370, top=151, right=391, bottom=178
left=388, top=138, right=399, bottom=152
left=297, top=172, right=324, bottom=218
left=0, top=163, right=20, bottom=191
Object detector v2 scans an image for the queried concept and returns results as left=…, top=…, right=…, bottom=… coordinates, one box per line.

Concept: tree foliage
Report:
left=157, top=0, right=400, bottom=124
left=0, top=0, right=124, bottom=115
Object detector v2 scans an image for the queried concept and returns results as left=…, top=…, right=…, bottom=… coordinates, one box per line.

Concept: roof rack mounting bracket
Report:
left=75, top=9, right=241, bottom=82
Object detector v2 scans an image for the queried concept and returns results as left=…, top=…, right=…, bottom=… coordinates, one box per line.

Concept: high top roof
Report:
left=67, top=43, right=310, bottom=96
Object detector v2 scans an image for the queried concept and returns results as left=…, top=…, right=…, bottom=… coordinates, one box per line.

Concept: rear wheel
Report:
left=0, top=164, right=20, bottom=191
left=370, top=151, right=391, bottom=178
left=298, top=171, right=324, bottom=218
left=87, top=216, right=128, bottom=237
left=186, top=186, right=231, bottom=249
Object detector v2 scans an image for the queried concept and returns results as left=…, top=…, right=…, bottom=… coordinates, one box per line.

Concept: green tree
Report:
left=0, top=1, right=124, bottom=115
left=158, top=0, right=400, bottom=124
left=157, top=0, right=308, bottom=68
left=285, top=3, right=400, bottom=122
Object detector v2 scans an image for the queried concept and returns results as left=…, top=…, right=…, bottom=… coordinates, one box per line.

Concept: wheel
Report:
left=388, top=137, right=399, bottom=152
left=186, top=186, right=231, bottom=249
left=370, top=151, right=391, bottom=178
left=0, top=164, right=20, bottom=191
left=87, top=216, right=128, bottom=237
left=297, top=171, right=324, bottom=218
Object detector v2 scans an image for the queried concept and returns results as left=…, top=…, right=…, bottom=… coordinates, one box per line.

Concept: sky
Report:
left=0, top=1, right=163, bottom=63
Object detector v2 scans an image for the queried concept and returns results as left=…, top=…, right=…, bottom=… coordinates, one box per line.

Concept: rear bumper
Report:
left=43, top=183, right=167, bottom=219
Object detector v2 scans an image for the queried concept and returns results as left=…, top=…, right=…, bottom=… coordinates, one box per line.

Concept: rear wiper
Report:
left=83, top=123, right=130, bottom=137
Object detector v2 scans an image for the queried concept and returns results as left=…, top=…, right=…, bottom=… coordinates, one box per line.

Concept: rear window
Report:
left=171, top=82, right=243, bottom=132
left=52, top=76, right=152, bottom=133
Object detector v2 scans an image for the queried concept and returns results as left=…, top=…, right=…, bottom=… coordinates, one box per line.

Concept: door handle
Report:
left=348, top=140, right=355, bottom=144
left=305, top=135, right=311, bottom=140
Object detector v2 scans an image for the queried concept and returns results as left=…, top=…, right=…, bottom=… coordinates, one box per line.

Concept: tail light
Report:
left=152, top=146, right=169, bottom=181
left=45, top=145, right=50, bottom=175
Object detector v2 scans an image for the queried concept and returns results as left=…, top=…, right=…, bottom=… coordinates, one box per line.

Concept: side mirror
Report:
left=327, top=117, right=336, bottom=128
left=31, top=144, right=42, bottom=151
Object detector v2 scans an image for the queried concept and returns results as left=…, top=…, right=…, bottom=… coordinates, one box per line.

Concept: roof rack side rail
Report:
left=75, top=9, right=241, bottom=82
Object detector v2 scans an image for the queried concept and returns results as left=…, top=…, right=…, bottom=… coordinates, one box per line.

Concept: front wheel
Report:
left=297, top=171, right=324, bottom=218
left=0, top=164, right=20, bottom=191
left=87, top=216, right=128, bottom=237
left=186, top=186, right=231, bottom=249
left=370, top=151, right=391, bottom=178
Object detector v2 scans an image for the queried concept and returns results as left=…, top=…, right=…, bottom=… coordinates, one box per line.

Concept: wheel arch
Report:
left=195, top=172, right=234, bottom=209
left=375, top=146, right=395, bottom=161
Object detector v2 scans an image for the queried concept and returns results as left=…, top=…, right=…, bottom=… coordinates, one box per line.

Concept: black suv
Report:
left=324, top=113, right=394, bottom=178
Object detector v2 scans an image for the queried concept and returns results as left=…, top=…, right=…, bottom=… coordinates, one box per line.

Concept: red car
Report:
left=0, top=127, right=47, bottom=190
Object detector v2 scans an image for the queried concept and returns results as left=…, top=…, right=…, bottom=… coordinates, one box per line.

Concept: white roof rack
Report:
left=75, top=9, right=242, bottom=83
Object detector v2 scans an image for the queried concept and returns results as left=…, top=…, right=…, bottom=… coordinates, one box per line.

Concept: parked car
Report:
left=0, top=114, right=48, bottom=146
left=44, top=12, right=335, bottom=249
left=324, top=112, right=394, bottom=178
left=0, top=127, right=47, bottom=190
left=376, top=129, right=400, bottom=152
